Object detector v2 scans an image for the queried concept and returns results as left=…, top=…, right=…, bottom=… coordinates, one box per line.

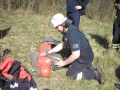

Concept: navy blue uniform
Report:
left=112, top=0, right=120, bottom=44
left=62, top=25, right=95, bottom=80
left=66, top=0, right=89, bottom=28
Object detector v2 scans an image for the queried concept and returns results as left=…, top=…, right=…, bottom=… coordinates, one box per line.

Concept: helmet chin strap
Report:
left=62, top=28, right=66, bottom=35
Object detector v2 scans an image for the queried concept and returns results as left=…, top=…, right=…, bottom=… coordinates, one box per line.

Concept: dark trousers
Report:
left=112, top=13, right=120, bottom=44
left=66, top=63, right=96, bottom=80
left=65, top=45, right=95, bottom=80
left=67, top=12, right=81, bottom=28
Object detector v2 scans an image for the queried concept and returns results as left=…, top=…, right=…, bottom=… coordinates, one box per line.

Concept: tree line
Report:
left=0, top=0, right=116, bottom=22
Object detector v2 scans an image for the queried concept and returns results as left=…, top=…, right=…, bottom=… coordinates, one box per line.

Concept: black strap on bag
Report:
left=0, top=59, right=37, bottom=90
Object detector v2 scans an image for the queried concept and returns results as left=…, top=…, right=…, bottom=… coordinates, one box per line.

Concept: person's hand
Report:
left=40, top=52, right=46, bottom=56
left=75, top=6, right=82, bottom=10
left=54, top=59, right=65, bottom=67
left=40, top=50, right=50, bottom=56
left=117, top=4, right=120, bottom=9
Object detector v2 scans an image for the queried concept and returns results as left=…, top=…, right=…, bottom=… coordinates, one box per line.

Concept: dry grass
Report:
left=0, top=10, right=120, bottom=90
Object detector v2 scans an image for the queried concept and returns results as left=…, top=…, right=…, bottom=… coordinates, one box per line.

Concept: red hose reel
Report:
left=37, top=43, right=52, bottom=78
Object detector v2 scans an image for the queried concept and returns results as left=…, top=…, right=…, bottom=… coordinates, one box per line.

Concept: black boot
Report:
left=95, top=68, right=104, bottom=84
left=115, top=83, right=120, bottom=89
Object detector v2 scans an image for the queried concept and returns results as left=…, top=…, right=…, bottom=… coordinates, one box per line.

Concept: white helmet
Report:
left=51, top=13, right=67, bottom=28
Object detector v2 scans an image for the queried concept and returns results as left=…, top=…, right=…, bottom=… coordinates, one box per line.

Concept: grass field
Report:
left=0, top=9, right=120, bottom=90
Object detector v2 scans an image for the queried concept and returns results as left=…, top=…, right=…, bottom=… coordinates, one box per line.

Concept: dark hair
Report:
left=62, top=19, right=72, bottom=28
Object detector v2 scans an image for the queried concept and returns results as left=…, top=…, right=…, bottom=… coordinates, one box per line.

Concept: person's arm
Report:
left=40, top=42, right=64, bottom=56
left=48, top=42, right=64, bottom=54
left=81, top=0, right=89, bottom=8
left=55, top=31, right=81, bottom=67
left=75, top=0, right=89, bottom=10
left=54, top=50, right=80, bottom=67
left=64, top=50, right=80, bottom=65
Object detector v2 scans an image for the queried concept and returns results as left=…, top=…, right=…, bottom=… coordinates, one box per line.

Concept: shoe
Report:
left=95, top=68, right=104, bottom=85
left=115, top=83, right=120, bottom=89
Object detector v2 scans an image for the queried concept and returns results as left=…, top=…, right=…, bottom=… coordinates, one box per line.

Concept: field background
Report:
left=0, top=0, right=120, bottom=90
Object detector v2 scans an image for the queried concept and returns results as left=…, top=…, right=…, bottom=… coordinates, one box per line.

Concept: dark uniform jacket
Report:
left=66, top=0, right=89, bottom=15
left=62, top=25, right=94, bottom=65
left=62, top=25, right=95, bottom=77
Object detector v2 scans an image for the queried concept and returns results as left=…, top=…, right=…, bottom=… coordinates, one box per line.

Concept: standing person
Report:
left=41, top=13, right=104, bottom=84
left=112, top=0, right=120, bottom=49
left=66, top=0, right=89, bottom=28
